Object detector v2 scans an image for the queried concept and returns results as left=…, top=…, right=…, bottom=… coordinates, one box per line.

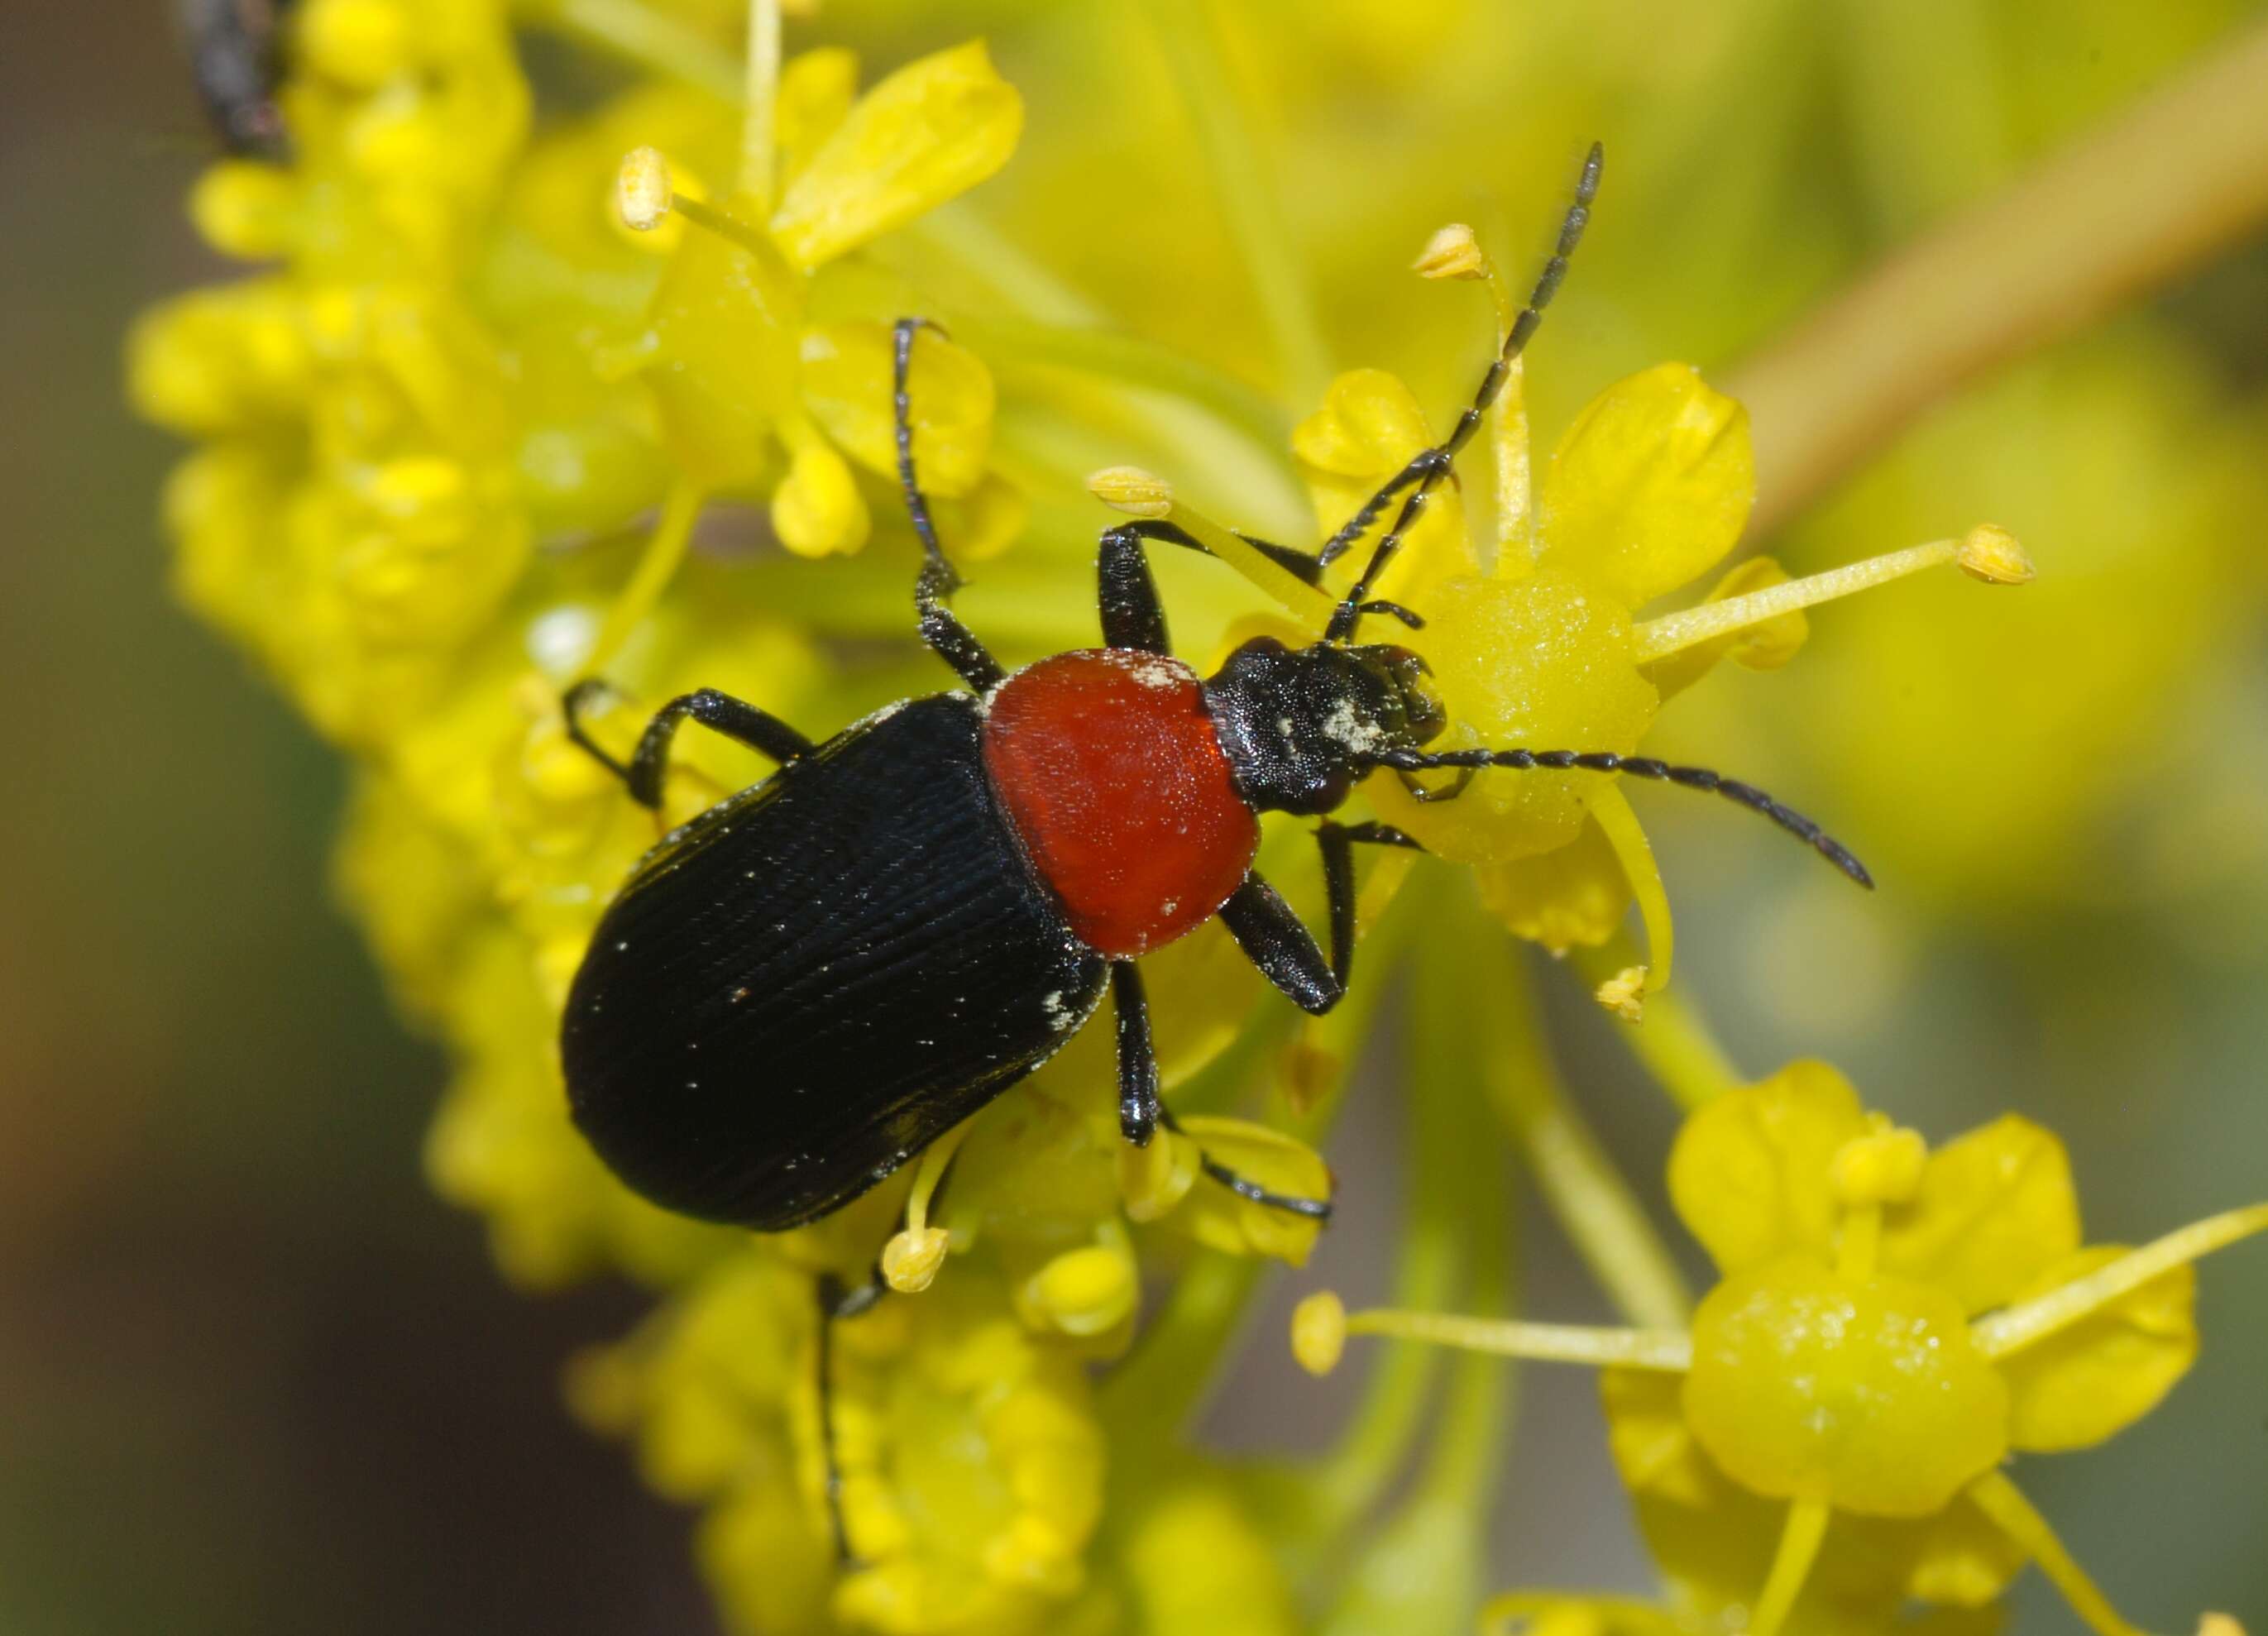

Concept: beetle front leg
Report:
left=564, top=681, right=815, bottom=811
left=893, top=318, right=1007, bottom=693
left=1216, top=871, right=1341, bottom=1015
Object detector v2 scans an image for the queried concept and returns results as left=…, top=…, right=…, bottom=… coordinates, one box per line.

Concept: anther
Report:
left=615, top=146, right=673, bottom=232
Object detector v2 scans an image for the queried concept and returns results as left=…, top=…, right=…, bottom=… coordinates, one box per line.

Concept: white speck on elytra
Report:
left=1041, top=989, right=1075, bottom=1031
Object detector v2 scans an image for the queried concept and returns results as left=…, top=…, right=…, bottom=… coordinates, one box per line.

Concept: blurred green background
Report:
left=4, top=1, right=2264, bottom=1632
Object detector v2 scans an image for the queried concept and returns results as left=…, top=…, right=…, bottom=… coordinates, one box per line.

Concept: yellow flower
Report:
left=1294, top=1061, right=2268, bottom=1636
left=626, top=42, right=1022, bottom=558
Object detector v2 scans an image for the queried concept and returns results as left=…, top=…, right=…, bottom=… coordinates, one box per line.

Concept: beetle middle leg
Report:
left=1111, top=959, right=1333, bottom=1221
left=563, top=681, right=814, bottom=811
left=892, top=317, right=1006, bottom=693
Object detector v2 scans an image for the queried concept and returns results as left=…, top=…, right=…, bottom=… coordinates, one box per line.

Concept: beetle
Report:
left=558, top=143, right=1868, bottom=1244
left=179, top=0, right=293, bottom=159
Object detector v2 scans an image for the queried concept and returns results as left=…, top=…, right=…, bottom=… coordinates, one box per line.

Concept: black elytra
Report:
left=559, top=147, right=1871, bottom=1245
left=564, top=695, right=1111, bottom=1229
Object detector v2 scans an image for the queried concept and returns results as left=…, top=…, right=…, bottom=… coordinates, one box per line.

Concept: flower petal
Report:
left=1159, top=1115, right=1331, bottom=1265
left=1642, top=556, right=1809, bottom=701
left=1881, top=1114, right=2080, bottom=1316
left=1537, top=363, right=1754, bottom=606
left=2000, top=1244, right=2198, bottom=1453
left=1902, top=1492, right=2029, bottom=1607
left=1474, top=813, right=1632, bottom=953
left=800, top=320, right=993, bottom=496
left=1667, top=1060, right=1868, bottom=1275
left=770, top=41, right=1022, bottom=270
left=775, top=47, right=859, bottom=189
left=1293, top=367, right=1478, bottom=604
left=771, top=434, right=870, bottom=557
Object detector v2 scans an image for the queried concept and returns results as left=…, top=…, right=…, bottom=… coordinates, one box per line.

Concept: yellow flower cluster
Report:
left=131, top=2, right=2263, bottom=1632
left=1298, top=1060, right=2267, bottom=1636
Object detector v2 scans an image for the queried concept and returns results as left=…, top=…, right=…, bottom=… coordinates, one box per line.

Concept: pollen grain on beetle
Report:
left=132, top=1, right=2268, bottom=1633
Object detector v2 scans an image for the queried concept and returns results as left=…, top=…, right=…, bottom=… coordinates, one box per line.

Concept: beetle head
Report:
left=1203, top=637, right=1449, bottom=816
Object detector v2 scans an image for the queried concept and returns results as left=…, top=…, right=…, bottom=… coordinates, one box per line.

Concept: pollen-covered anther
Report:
left=1087, top=465, right=1175, bottom=519
left=1831, top=1120, right=1927, bottom=1206
left=881, top=1226, right=950, bottom=1294
left=1290, top=1290, right=1347, bottom=1375
left=615, top=146, right=674, bottom=232
left=1593, top=964, right=1648, bottom=1023
left=1413, top=222, right=1490, bottom=281
left=1957, top=522, right=2035, bottom=585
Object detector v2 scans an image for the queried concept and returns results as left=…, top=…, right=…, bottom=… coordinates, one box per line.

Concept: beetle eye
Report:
left=1381, top=648, right=1447, bottom=744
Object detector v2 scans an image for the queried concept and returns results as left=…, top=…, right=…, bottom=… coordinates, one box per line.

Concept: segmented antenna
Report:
left=1380, top=746, right=1873, bottom=887
left=1323, top=142, right=1604, bottom=644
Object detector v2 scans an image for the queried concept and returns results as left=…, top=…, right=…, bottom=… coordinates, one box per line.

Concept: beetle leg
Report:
left=1155, top=1103, right=1333, bottom=1221
left=1217, top=871, right=1342, bottom=1016
left=1112, top=962, right=1161, bottom=1145
left=1097, top=526, right=1172, bottom=654
left=1314, top=821, right=1423, bottom=994
left=565, top=682, right=815, bottom=811
left=893, top=318, right=1007, bottom=692
left=1116, top=961, right=1331, bottom=1219
left=815, top=1269, right=886, bottom=1564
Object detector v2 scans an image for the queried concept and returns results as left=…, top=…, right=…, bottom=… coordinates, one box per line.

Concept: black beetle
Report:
left=558, top=145, right=1867, bottom=1248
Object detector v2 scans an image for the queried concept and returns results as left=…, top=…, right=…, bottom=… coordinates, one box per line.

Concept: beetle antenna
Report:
left=1322, top=142, right=1602, bottom=646
left=1380, top=746, right=1873, bottom=887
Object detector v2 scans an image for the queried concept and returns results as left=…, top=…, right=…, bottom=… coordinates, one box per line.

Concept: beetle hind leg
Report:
left=814, top=1269, right=887, bottom=1564
left=1112, top=960, right=1333, bottom=1222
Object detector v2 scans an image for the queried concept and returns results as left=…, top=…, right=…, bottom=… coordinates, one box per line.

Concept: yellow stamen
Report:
left=1290, top=1290, right=1347, bottom=1375
left=616, top=146, right=673, bottom=231
left=585, top=481, right=706, bottom=673
left=1085, top=465, right=1174, bottom=519
left=1339, top=1306, right=1693, bottom=1371
left=1085, top=467, right=1337, bottom=624
left=1590, top=784, right=1672, bottom=993
left=669, top=190, right=778, bottom=260
left=739, top=0, right=781, bottom=209
left=1971, top=1202, right=2268, bottom=1360
left=1593, top=964, right=1647, bottom=1023
left=1966, top=1471, right=2147, bottom=1636
left=880, top=1123, right=972, bottom=1294
left=1748, top=1499, right=1833, bottom=1636
left=1631, top=524, right=2028, bottom=664
left=1413, top=222, right=1489, bottom=281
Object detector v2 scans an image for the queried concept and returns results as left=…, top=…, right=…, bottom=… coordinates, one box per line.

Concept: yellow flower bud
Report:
left=1021, top=1243, right=1138, bottom=1337
left=189, top=161, right=297, bottom=261
left=300, top=0, right=414, bottom=90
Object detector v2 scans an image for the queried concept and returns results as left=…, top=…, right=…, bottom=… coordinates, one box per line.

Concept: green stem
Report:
left=1480, top=931, right=1691, bottom=1328
left=520, top=0, right=743, bottom=98
left=1144, top=0, right=1333, bottom=402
